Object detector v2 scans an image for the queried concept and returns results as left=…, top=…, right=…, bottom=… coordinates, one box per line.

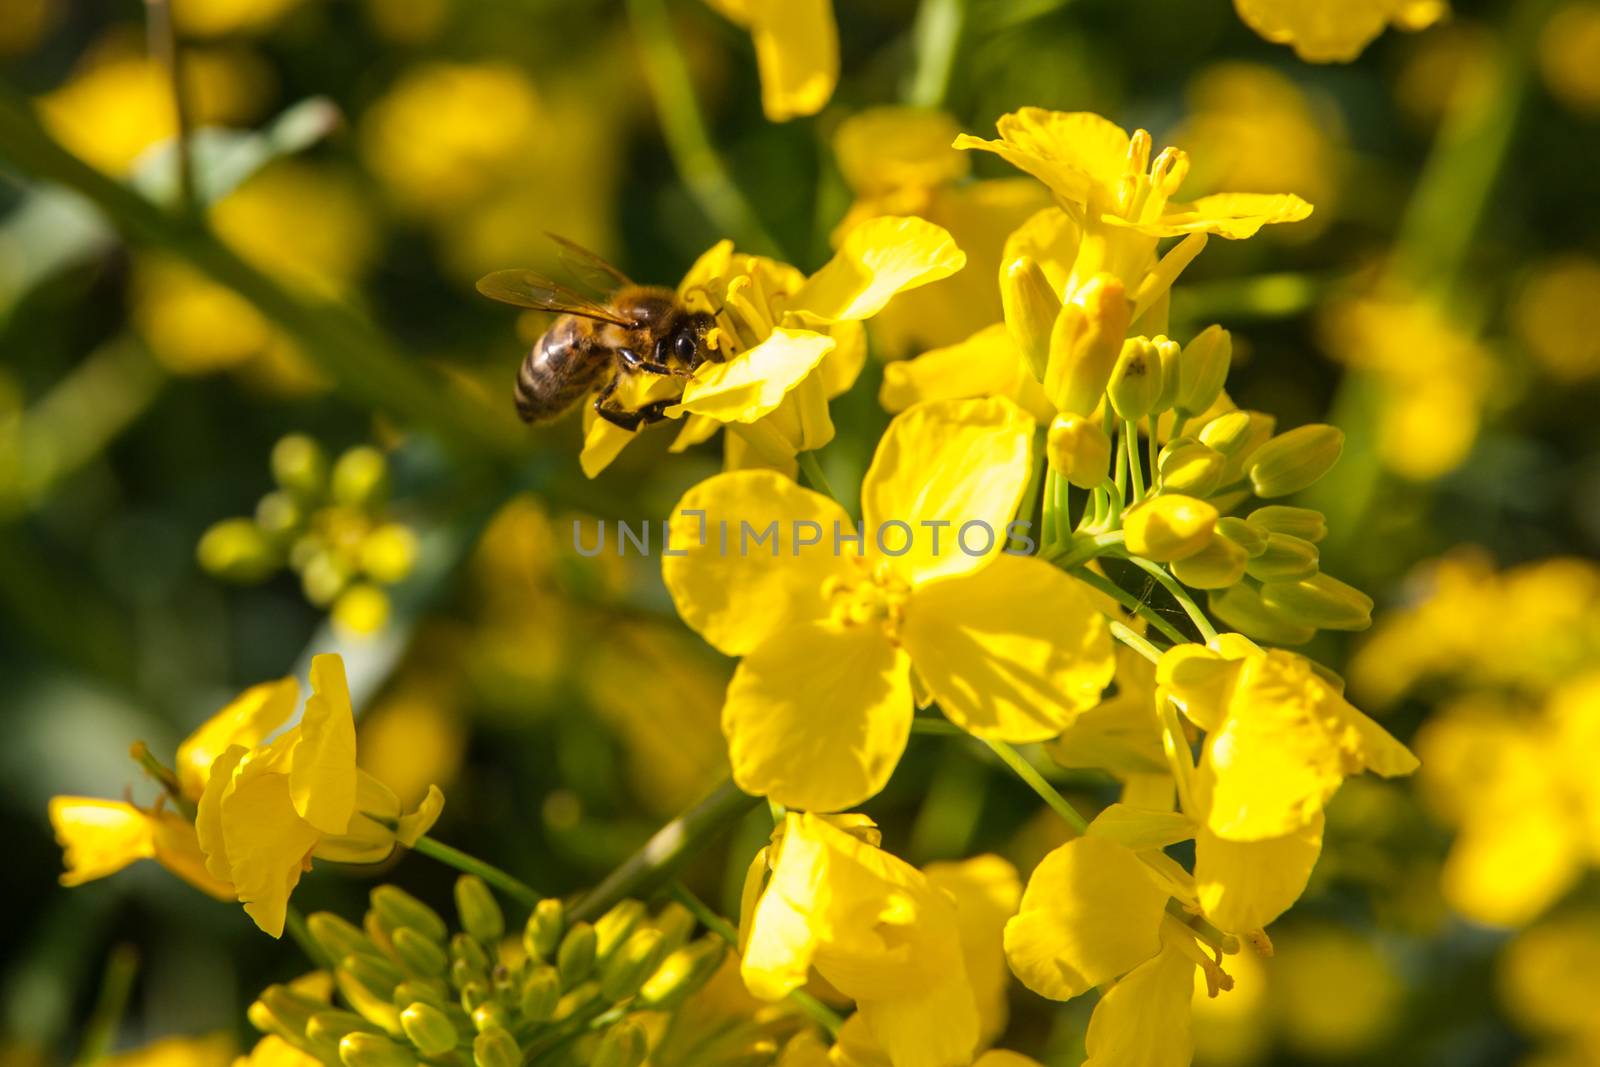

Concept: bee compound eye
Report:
left=674, top=334, right=697, bottom=362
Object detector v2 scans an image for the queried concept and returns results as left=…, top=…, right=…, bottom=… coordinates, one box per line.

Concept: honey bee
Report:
left=478, top=235, right=719, bottom=431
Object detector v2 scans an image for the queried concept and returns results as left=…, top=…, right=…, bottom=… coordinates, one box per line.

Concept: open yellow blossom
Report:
left=663, top=397, right=1113, bottom=811
left=49, top=797, right=235, bottom=900
left=703, top=0, right=838, bottom=122
left=582, top=216, right=965, bottom=479
left=1233, top=0, right=1449, bottom=62
left=741, top=813, right=981, bottom=1067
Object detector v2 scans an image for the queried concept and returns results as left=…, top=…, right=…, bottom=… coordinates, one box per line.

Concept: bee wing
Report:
left=546, top=232, right=634, bottom=290
left=476, top=269, right=633, bottom=325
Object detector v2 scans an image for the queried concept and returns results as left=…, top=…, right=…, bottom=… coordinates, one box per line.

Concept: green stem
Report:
left=0, top=82, right=514, bottom=459
left=1109, top=620, right=1162, bottom=664
left=1047, top=529, right=1124, bottom=570
left=910, top=717, right=965, bottom=737
left=1125, top=556, right=1217, bottom=642
left=143, top=0, right=195, bottom=216
left=73, top=944, right=138, bottom=1067
left=1145, top=417, right=1160, bottom=494
left=1124, top=420, right=1146, bottom=502
left=625, top=0, right=783, bottom=259
left=1064, top=565, right=1188, bottom=646
left=570, top=778, right=761, bottom=924
left=981, top=739, right=1089, bottom=834
left=667, top=885, right=844, bottom=1038
left=1041, top=468, right=1059, bottom=546
left=903, top=0, right=967, bottom=108
left=797, top=451, right=839, bottom=502
left=410, top=836, right=542, bottom=909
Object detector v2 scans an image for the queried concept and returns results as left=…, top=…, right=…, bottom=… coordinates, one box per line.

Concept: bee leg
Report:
left=594, top=386, right=651, bottom=432
left=630, top=399, right=677, bottom=426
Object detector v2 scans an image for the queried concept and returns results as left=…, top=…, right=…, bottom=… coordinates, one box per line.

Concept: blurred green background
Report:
left=3, top=0, right=1599, bottom=1064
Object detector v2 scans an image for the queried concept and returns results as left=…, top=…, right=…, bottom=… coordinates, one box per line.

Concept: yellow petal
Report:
left=833, top=107, right=968, bottom=194
left=220, top=756, right=321, bottom=938
left=291, top=654, right=358, bottom=836
left=176, top=677, right=299, bottom=800
left=310, top=770, right=401, bottom=865
left=1195, top=814, right=1323, bottom=933
left=1119, top=193, right=1314, bottom=239
left=923, top=855, right=1023, bottom=1046
left=819, top=319, right=867, bottom=398
left=790, top=216, right=966, bottom=322
left=662, top=470, right=852, bottom=656
left=903, top=554, right=1114, bottom=741
left=857, top=969, right=981, bottom=1067
left=724, top=623, right=913, bottom=812
left=234, top=1036, right=323, bottom=1067
left=578, top=412, right=640, bottom=479
left=396, top=784, right=446, bottom=847
left=861, top=397, right=1034, bottom=586
left=879, top=324, right=1056, bottom=423
left=1233, top=0, right=1436, bottom=62
left=954, top=109, right=1130, bottom=207
left=745, top=0, right=838, bottom=122
left=1002, top=206, right=1082, bottom=293
left=975, top=1055, right=1048, bottom=1067
left=196, top=744, right=248, bottom=884
left=1048, top=645, right=1168, bottom=776
left=149, top=810, right=237, bottom=901
left=1087, top=803, right=1197, bottom=852
left=668, top=413, right=721, bottom=452
left=1082, top=937, right=1195, bottom=1067
left=1003, top=836, right=1169, bottom=1001
left=49, top=797, right=156, bottom=886
left=673, top=328, right=836, bottom=424
left=1155, top=644, right=1241, bottom=733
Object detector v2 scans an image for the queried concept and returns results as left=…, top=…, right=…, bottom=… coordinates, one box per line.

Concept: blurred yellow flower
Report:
left=1514, top=254, right=1600, bottom=381
left=1539, top=2, right=1600, bottom=114
left=0, top=0, right=56, bottom=56
left=1269, top=925, right=1400, bottom=1056
left=1500, top=912, right=1600, bottom=1056
left=357, top=684, right=466, bottom=810
left=173, top=0, right=307, bottom=37
left=231, top=1036, right=322, bottom=1067
left=1233, top=0, right=1449, bottom=62
left=104, top=1034, right=236, bottom=1067
left=703, top=0, right=838, bottom=122
left=741, top=813, right=981, bottom=1067
left=663, top=398, right=1113, bottom=811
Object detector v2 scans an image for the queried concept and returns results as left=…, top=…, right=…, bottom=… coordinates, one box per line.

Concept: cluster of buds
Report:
left=196, top=434, right=417, bottom=634
left=249, top=877, right=728, bottom=1067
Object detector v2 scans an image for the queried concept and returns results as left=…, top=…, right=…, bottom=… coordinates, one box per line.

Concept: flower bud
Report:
left=1045, top=274, right=1131, bottom=416
left=272, top=434, right=328, bottom=499
left=600, top=928, right=667, bottom=1003
left=650, top=902, right=697, bottom=956
left=1176, top=325, right=1231, bottom=417
left=451, top=960, right=485, bottom=995
left=1208, top=585, right=1316, bottom=646
left=557, top=922, right=597, bottom=986
left=331, top=446, right=389, bottom=508
left=1151, top=336, right=1183, bottom=413
left=392, top=928, right=448, bottom=978
left=399, top=1004, right=457, bottom=1058
left=1197, top=410, right=1252, bottom=455
left=524, top=898, right=564, bottom=962
left=309, top=913, right=377, bottom=967
left=553, top=980, right=601, bottom=1022
left=473, top=1028, right=520, bottom=1067
left=593, top=900, right=646, bottom=966
left=391, top=982, right=448, bottom=1012
left=519, top=966, right=561, bottom=1023
left=1046, top=414, right=1112, bottom=489
left=1123, top=495, right=1218, bottom=562
left=1260, top=573, right=1373, bottom=630
left=251, top=986, right=323, bottom=1045
left=451, top=933, right=492, bottom=975
left=1219, top=412, right=1277, bottom=482
left=1000, top=255, right=1061, bottom=381
left=1171, top=533, right=1248, bottom=589
left=337, top=956, right=403, bottom=1033
left=470, top=1003, right=508, bottom=1034
left=454, top=876, right=504, bottom=946
left=339, top=1033, right=417, bottom=1067
left=308, top=1011, right=381, bottom=1060
left=1157, top=439, right=1225, bottom=497
left=371, top=887, right=448, bottom=944
left=255, top=491, right=304, bottom=541
left=1216, top=517, right=1268, bottom=557
left=196, top=519, right=279, bottom=583
left=458, top=981, right=492, bottom=1014
left=1107, top=337, right=1165, bottom=421
left=490, top=962, right=519, bottom=1007
left=592, top=1021, right=648, bottom=1067
left=1244, top=533, right=1320, bottom=582
left=1247, top=505, right=1327, bottom=543
left=638, top=939, right=727, bottom=1009
left=361, top=524, right=418, bottom=584
left=1248, top=424, right=1344, bottom=498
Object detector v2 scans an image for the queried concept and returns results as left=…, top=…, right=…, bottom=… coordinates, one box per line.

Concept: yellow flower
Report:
left=1233, top=0, right=1449, bottom=62
left=663, top=397, right=1114, bottom=811
left=581, top=217, right=965, bottom=479
left=103, top=1034, right=236, bottom=1067
left=741, top=813, right=981, bottom=1067
left=48, top=797, right=235, bottom=901
left=173, top=0, right=307, bottom=37
left=1513, top=254, right=1600, bottom=381
left=921, top=856, right=1023, bottom=1048
left=703, top=0, right=838, bottom=122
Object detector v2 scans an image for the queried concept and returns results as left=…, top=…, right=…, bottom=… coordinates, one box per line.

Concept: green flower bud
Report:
left=251, top=986, right=323, bottom=1045
left=391, top=981, right=449, bottom=1012
left=307, top=1011, right=381, bottom=1060
left=1123, top=495, right=1218, bottom=563
left=557, top=922, right=597, bottom=986
left=301, top=550, right=352, bottom=607
left=458, top=982, right=492, bottom=1014
left=254, top=491, right=304, bottom=542
left=1152, top=336, right=1183, bottom=413
left=638, top=939, right=728, bottom=1009
left=331, top=446, right=389, bottom=508
left=309, top=913, right=377, bottom=966
left=370, top=888, right=446, bottom=945
left=271, top=434, right=328, bottom=499
left=1247, top=505, right=1328, bottom=543
left=344, top=951, right=406, bottom=997
left=451, top=959, right=485, bottom=994
left=553, top=980, right=601, bottom=1022
left=1208, top=585, right=1316, bottom=646
left=337, top=956, right=404, bottom=1034
left=470, top=1003, right=508, bottom=1034
left=1170, top=534, right=1248, bottom=589
left=1216, top=517, right=1268, bottom=557
left=338, top=1033, right=417, bottom=1067
left=1248, top=424, right=1344, bottom=498
left=1046, top=274, right=1131, bottom=416
left=1175, top=325, right=1231, bottom=417
left=364, top=910, right=397, bottom=959
left=593, top=900, right=646, bottom=965
left=391, top=928, right=448, bottom=978
left=398, top=1003, right=457, bottom=1058
left=1000, top=255, right=1060, bottom=382
left=1197, top=410, right=1253, bottom=455
left=1260, top=573, right=1373, bottom=631
left=600, top=928, right=667, bottom=1003
left=1157, top=439, right=1225, bottom=497
left=1107, top=337, right=1165, bottom=421
left=592, top=1020, right=648, bottom=1067
left=1046, top=413, right=1112, bottom=489
left=1220, top=412, right=1277, bottom=483
left=524, top=898, right=564, bottom=962
left=451, top=933, right=492, bottom=975
left=454, top=876, right=505, bottom=946
left=650, top=902, right=697, bottom=956
left=519, top=966, right=561, bottom=1023
left=1245, top=533, right=1320, bottom=582
left=472, top=1028, right=520, bottom=1067
left=196, top=518, right=279, bottom=583
left=491, top=962, right=519, bottom=1007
